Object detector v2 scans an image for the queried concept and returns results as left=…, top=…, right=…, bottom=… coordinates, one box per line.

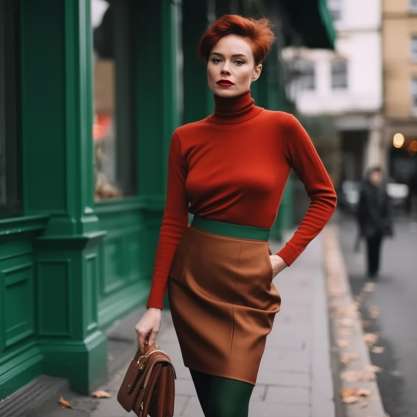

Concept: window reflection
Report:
left=92, top=0, right=135, bottom=201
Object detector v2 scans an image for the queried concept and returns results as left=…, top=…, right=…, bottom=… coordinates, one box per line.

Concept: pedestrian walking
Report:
left=135, top=14, right=337, bottom=417
left=356, top=165, right=394, bottom=280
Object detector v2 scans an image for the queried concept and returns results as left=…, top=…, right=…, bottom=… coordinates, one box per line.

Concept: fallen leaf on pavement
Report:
left=340, top=387, right=371, bottom=404
left=341, top=395, right=359, bottom=404
left=371, top=345, right=384, bottom=354
left=340, top=388, right=359, bottom=404
left=58, top=395, right=72, bottom=409
left=364, top=332, right=379, bottom=346
left=91, top=389, right=112, bottom=398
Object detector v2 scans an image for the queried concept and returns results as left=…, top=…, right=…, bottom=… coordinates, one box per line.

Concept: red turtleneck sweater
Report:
left=146, top=90, right=337, bottom=309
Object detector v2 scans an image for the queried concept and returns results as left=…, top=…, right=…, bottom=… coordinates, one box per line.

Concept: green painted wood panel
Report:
left=95, top=200, right=153, bottom=328
left=20, top=0, right=98, bottom=236
left=16, top=0, right=107, bottom=395
left=0, top=218, right=48, bottom=398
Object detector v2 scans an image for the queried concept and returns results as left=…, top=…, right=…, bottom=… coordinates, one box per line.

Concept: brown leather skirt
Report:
left=167, top=224, right=282, bottom=385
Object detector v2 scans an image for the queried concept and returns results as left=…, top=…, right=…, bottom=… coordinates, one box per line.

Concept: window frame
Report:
left=0, top=0, right=22, bottom=217
left=331, top=57, right=348, bottom=90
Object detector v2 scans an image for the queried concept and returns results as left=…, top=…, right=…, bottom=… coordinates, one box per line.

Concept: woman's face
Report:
left=207, top=34, right=262, bottom=97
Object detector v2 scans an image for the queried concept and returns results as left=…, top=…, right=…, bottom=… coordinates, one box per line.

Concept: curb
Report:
left=322, top=224, right=387, bottom=417
left=308, top=232, right=336, bottom=417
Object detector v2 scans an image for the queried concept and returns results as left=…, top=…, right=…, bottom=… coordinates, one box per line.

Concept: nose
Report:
left=220, top=60, right=231, bottom=74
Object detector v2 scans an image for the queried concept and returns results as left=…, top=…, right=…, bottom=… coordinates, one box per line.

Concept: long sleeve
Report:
left=276, top=114, right=338, bottom=266
left=146, top=131, right=189, bottom=309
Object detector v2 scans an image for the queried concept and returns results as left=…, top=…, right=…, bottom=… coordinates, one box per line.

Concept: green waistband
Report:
left=190, top=214, right=270, bottom=241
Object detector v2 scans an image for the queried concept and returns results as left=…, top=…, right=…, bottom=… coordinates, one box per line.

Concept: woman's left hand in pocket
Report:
left=269, top=254, right=287, bottom=277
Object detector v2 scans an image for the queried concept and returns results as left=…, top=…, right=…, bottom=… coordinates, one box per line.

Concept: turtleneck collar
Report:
left=206, top=89, right=263, bottom=124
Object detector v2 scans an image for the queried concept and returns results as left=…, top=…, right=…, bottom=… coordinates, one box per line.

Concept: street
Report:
left=338, top=211, right=417, bottom=417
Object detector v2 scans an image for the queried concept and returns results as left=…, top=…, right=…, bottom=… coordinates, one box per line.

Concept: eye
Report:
left=235, top=60, right=245, bottom=65
left=210, top=57, right=221, bottom=63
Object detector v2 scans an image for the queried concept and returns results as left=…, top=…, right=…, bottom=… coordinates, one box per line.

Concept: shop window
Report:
left=0, top=0, right=21, bottom=216
left=331, top=57, right=348, bottom=90
left=91, top=0, right=136, bottom=201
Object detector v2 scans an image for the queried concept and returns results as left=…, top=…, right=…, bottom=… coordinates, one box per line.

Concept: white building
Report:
left=282, top=0, right=383, bottom=182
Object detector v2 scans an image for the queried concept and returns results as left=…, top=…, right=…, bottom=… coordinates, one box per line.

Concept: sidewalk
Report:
left=6, top=229, right=336, bottom=417
left=147, top=230, right=335, bottom=417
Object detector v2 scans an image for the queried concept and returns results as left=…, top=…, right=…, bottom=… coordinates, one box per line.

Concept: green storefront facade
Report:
left=0, top=0, right=334, bottom=399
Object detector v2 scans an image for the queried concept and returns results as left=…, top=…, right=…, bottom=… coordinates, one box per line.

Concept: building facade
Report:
left=283, top=0, right=383, bottom=184
left=382, top=0, right=417, bottom=211
left=0, top=0, right=334, bottom=400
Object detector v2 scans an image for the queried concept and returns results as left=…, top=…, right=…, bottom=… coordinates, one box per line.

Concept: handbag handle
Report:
left=136, top=347, right=167, bottom=369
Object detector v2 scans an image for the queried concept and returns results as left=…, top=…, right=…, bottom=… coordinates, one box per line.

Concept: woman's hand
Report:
left=269, top=254, right=287, bottom=277
left=135, top=307, right=162, bottom=353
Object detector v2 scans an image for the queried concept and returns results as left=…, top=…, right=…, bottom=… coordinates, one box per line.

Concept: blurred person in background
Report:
left=356, top=165, right=394, bottom=280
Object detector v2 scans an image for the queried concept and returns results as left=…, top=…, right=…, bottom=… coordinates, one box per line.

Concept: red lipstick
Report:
left=216, top=80, right=234, bottom=88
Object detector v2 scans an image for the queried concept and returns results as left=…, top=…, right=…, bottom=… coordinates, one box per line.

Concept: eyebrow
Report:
left=209, top=52, right=247, bottom=58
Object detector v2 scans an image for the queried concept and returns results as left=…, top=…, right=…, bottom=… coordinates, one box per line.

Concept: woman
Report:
left=135, top=14, right=337, bottom=417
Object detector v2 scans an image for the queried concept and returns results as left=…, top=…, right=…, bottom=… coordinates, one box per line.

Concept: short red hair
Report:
left=198, top=14, right=276, bottom=65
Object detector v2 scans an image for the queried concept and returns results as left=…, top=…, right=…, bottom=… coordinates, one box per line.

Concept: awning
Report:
left=281, top=0, right=336, bottom=50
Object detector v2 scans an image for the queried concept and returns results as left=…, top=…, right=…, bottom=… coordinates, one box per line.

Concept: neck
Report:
left=207, top=89, right=262, bottom=124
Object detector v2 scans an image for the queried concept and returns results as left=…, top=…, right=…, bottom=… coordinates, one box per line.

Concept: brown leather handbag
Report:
left=117, top=342, right=176, bottom=417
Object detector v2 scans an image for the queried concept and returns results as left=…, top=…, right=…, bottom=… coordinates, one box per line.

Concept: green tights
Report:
left=189, top=368, right=255, bottom=417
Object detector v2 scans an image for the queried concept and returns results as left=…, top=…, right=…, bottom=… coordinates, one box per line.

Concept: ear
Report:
left=252, top=63, right=263, bottom=81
